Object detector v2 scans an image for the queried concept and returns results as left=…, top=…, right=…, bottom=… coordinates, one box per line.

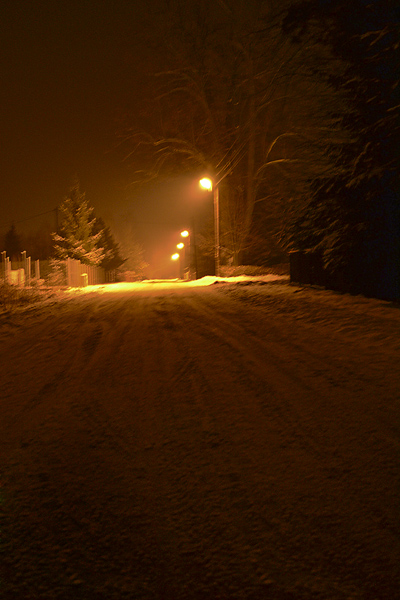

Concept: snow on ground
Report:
left=1, top=276, right=399, bottom=599
left=26, top=273, right=400, bottom=360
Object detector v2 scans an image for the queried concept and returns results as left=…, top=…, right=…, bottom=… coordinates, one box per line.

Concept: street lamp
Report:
left=171, top=252, right=180, bottom=279
left=176, top=242, right=187, bottom=279
left=180, top=229, right=194, bottom=280
left=199, top=177, right=220, bottom=277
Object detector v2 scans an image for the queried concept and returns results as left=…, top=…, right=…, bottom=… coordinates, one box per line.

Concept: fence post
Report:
left=35, top=259, right=40, bottom=280
left=66, top=258, right=71, bottom=287
left=79, top=260, right=84, bottom=286
left=21, top=251, right=26, bottom=286
left=1, top=251, right=6, bottom=282
left=75, top=258, right=80, bottom=287
left=5, top=258, right=11, bottom=283
left=26, top=256, right=31, bottom=286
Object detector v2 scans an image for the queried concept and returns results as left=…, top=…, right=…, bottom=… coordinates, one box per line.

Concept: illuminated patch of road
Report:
left=65, top=275, right=286, bottom=295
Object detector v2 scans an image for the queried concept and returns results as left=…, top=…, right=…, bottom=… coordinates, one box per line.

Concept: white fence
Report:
left=1, top=252, right=105, bottom=288
left=1, top=250, right=38, bottom=286
left=66, top=258, right=105, bottom=287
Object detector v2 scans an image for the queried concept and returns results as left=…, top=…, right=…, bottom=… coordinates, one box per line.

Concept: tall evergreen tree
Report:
left=52, top=181, right=105, bottom=266
left=4, top=224, right=22, bottom=260
left=92, top=217, right=126, bottom=271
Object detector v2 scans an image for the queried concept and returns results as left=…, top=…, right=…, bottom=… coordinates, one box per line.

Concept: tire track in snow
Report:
left=177, top=292, right=344, bottom=458
left=174, top=290, right=400, bottom=549
left=0, top=294, right=134, bottom=449
left=182, top=288, right=400, bottom=450
left=2, top=285, right=399, bottom=599
left=64, top=294, right=293, bottom=595
left=124, top=291, right=400, bottom=596
left=150, top=292, right=398, bottom=524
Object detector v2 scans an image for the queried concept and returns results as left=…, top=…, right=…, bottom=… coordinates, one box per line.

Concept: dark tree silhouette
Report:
left=120, top=0, right=352, bottom=266
left=281, top=0, right=400, bottom=298
left=92, top=217, right=126, bottom=272
left=4, top=224, right=22, bottom=260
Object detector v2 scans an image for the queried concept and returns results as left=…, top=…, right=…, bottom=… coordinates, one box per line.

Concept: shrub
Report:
left=45, top=259, right=67, bottom=287
left=0, top=282, right=43, bottom=312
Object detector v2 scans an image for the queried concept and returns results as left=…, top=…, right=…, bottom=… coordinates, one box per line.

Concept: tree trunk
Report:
left=244, top=50, right=257, bottom=252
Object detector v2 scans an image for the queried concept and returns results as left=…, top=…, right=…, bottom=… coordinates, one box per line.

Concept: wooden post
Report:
left=21, top=251, right=27, bottom=286
left=26, top=256, right=31, bottom=286
left=214, top=185, right=220, bottom=277
left=66, top=258, right=71, bottom=287
left=35, top=259, right=40, bottom=280
left=1, top=251, right=6, bottom=282
left=5, top=258, right=11, bottom=283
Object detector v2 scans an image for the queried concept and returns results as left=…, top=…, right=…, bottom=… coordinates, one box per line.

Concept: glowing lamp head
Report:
left=171, top=253, right=180, bottom=261
left=199, top=177, right=213, bottom=191
left=177, top=242, right=184, bottom=249
left=180, top=230, right=189, bottom=238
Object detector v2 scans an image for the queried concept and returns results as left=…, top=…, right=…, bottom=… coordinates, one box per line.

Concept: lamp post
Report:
left=176, top=242, right=186, bottom=279
left=180, top=229, right=194, bottom=279
left=199, top=177, right=220, bottom=277
left=171, top=252, right=180, bottom=279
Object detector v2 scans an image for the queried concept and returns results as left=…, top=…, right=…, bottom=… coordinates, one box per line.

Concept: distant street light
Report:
left=180, top=230, right=194, bottom=279
left=171, top=252, right=180, bottom=278
left=199, top=176, right=220, bottom=277
left=176, top=242, right=184, bottom=250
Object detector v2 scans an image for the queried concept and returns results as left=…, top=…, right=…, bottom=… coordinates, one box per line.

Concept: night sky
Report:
left=0, top=1, right=199, bottom=276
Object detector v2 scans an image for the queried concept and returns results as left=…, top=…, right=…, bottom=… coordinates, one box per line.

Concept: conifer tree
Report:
left=92, top=217, right=126, bottom=271
left=281, top=0, right=400, bottom=294
left=4, top=224, right=22, bottom=260
left=52, top=181, right=105, bottom=266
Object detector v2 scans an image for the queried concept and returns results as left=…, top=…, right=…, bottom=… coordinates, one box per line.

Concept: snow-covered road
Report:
left=1, top=277, right=399, bottom=599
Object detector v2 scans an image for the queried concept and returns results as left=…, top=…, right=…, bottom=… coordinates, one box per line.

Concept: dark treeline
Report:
left=119, top=0, right=399, bottom=298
